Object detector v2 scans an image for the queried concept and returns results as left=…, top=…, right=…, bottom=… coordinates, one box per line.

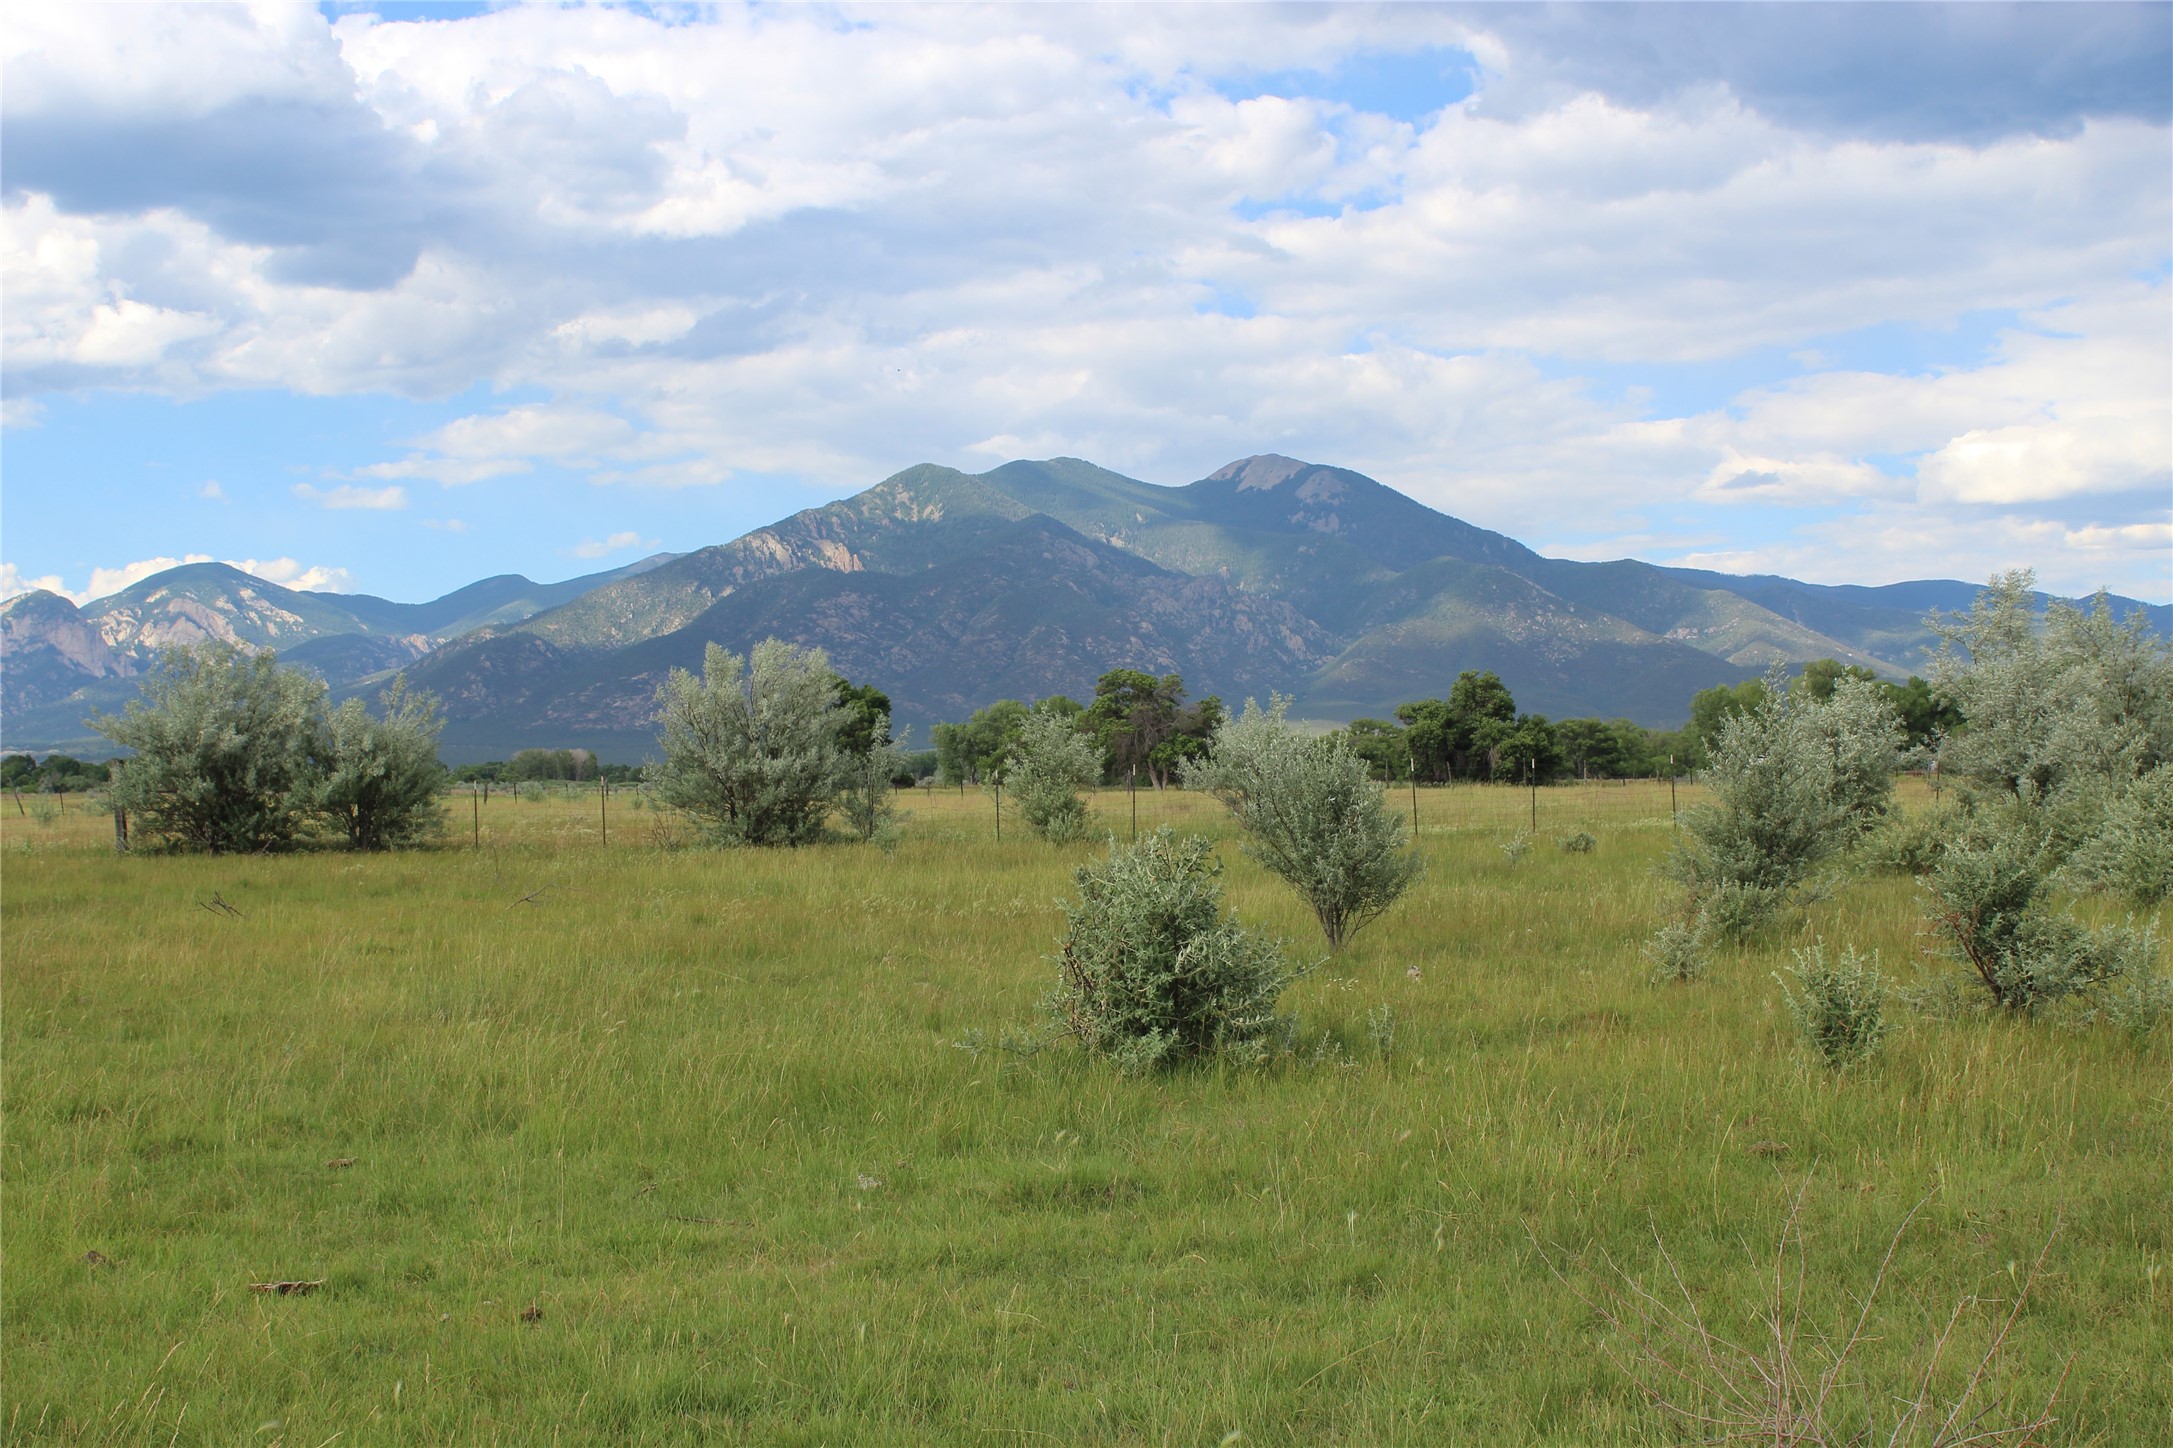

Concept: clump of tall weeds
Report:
left=1536, top=1184, right=2071, bottom=1447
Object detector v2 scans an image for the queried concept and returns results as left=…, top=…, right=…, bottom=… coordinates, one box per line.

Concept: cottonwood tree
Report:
left=649, top=639, right=846, bottom=846
left=1396, top=670, right=1519, bottom=780
left=93, top=640, right=329, bottom=854
left=1184, top=695, right=1421, bottom=952
left=933, top=699, right=1030, bottom=785
left=318, top=677, right=449, bottom=849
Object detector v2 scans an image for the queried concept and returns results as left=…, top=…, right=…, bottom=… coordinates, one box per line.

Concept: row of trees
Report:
left=932, top=670, right=1225, bottom=787
left=449, top=749, right=638, bottom=784
left=2, top=752, right=111, bottom=792
left=1332, top=664, right=1957, bottom=785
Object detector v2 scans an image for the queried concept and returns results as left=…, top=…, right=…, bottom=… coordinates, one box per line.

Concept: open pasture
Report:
left=5, top=782, right=2167, bottom=1444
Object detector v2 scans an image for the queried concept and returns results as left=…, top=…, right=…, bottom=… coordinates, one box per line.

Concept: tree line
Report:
left=931, top=660, right=1953, bottom=792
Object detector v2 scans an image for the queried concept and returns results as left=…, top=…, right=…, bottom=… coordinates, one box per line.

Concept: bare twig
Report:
left=1530, top=1183, right=2069, bottom=1447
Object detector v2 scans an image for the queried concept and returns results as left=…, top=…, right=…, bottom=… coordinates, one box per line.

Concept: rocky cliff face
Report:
left=1, top=590, right=137, bottom=714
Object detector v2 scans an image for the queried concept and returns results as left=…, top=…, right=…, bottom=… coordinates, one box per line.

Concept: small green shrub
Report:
left=2091, top=951, right=2172, bottom=1043
left=1777, top=942, right=1893, bottom=1068
left=1555, top=830, right=1596, bottom=854
left=1857, top=800, right=1959, bottom=876
left=1047, top=829, right=1308, bottom=1075
left=838, top=721, right=908, bottom=848
left=1365, top=1002, right=1396, bottom=1060
left=1644, top=916, right=1711, bottom=983
left=1499, top=831, right=1532, bottom=863
left=1698, top=880, right=1788, bottom=940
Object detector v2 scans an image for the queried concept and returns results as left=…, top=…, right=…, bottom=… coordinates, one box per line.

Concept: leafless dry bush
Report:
left=1535, top=1183, right=2071, bottom=1446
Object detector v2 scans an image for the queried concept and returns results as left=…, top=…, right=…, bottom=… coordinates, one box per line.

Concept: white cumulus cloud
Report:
left=293, top=481, right=408, bottom=510
left=572, top=530, right=658, bottom=559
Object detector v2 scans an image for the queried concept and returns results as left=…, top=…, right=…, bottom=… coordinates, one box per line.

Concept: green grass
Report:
left=5, top=782, right=2167, bottom=1445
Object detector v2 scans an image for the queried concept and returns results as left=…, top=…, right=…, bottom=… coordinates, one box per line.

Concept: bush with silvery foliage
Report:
left=648, top=639, right=846, bottom=847
left=1922, top=799, right=2153, bottom=1012
left=1182, top=695, right=1420, bottom=952
left=837, top=719, right=908, bottom=850
left=317, top=676, right=449, bottom=850
left=1916, top=573, right=2172, bottom=1013
left=1004, top=706, right=1103, bottom=843
left=2061, top=763, right=2173, bottom=908
left=1665, top=666, right=1905, bottom=942
left=1777, top=941, right=1892, bottom=1069
left=1047, top=829, right=1308, bottom=1074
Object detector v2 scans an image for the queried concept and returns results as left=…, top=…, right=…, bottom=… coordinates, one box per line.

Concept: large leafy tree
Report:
left=1341, top=718, right=1410, bottom=781
left=1446, top=670, right=1518, bottom=777
left=1393, top=670, right=1521, bottom=781
left=1084, top=669, right=1187, bottom=787
left=933, top=699, right=1031, bottom=785
left=93, top=641, right=330, bottom=854
left=1489, top=713, right=1562, bottom=782
left=1874, top=675, right=1960, bottom=751
left=834, top=680, right=896, bottom=758
left=648, top=638, right=847, bottom=846
left=1394, top=698, right=1453, bottom=781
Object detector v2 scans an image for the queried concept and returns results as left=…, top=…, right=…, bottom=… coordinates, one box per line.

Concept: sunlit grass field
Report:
left=5, top=780, right=2167, bottom=1444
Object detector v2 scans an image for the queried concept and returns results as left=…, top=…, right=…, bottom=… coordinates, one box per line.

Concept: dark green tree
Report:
left=1689, top=677, right=1768, bottom=752
left=1797, top=658, right=1879, bottom=701
left=834, top=680, right=895, bottom=758
left=1394, top=699, right=1453, bottom=781
left=1876, top=675, right=1961, bottom=750
left=933, top=699, right=1030, bottom=784
left=1085, top=669, right=1187, bottom=787
left=1554, top=718, right=1620, bottom=779
left=1490, top=713, right=1562, bottom=782
left=1342, top=718, right=1410, bottom=781
left=1446, top=670, right=1519, bottom=778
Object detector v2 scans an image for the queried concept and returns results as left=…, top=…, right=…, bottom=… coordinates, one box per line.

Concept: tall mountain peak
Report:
left=1208, top=455, right=1313, bottom=492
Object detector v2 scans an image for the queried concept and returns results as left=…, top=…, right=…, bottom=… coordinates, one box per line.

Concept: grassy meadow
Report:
left=4, top=779, right=2167, bottom=1444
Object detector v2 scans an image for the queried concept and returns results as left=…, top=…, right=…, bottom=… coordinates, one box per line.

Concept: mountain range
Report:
left=6, top=453, right=2166, bottom=761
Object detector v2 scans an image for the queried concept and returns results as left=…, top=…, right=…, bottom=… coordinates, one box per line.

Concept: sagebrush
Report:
left=1046, top=829, right=1308, bottom=1074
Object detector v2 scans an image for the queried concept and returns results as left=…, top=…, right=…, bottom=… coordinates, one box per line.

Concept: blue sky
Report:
left=4, top=2, right=2168, bottom=606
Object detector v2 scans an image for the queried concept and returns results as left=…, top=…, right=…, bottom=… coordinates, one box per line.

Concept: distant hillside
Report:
left=389, top=454, right=2169, bottom=757
left=0, top=554, right=677, bottom=754
left=11, top=453, right=2163, bottom=760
